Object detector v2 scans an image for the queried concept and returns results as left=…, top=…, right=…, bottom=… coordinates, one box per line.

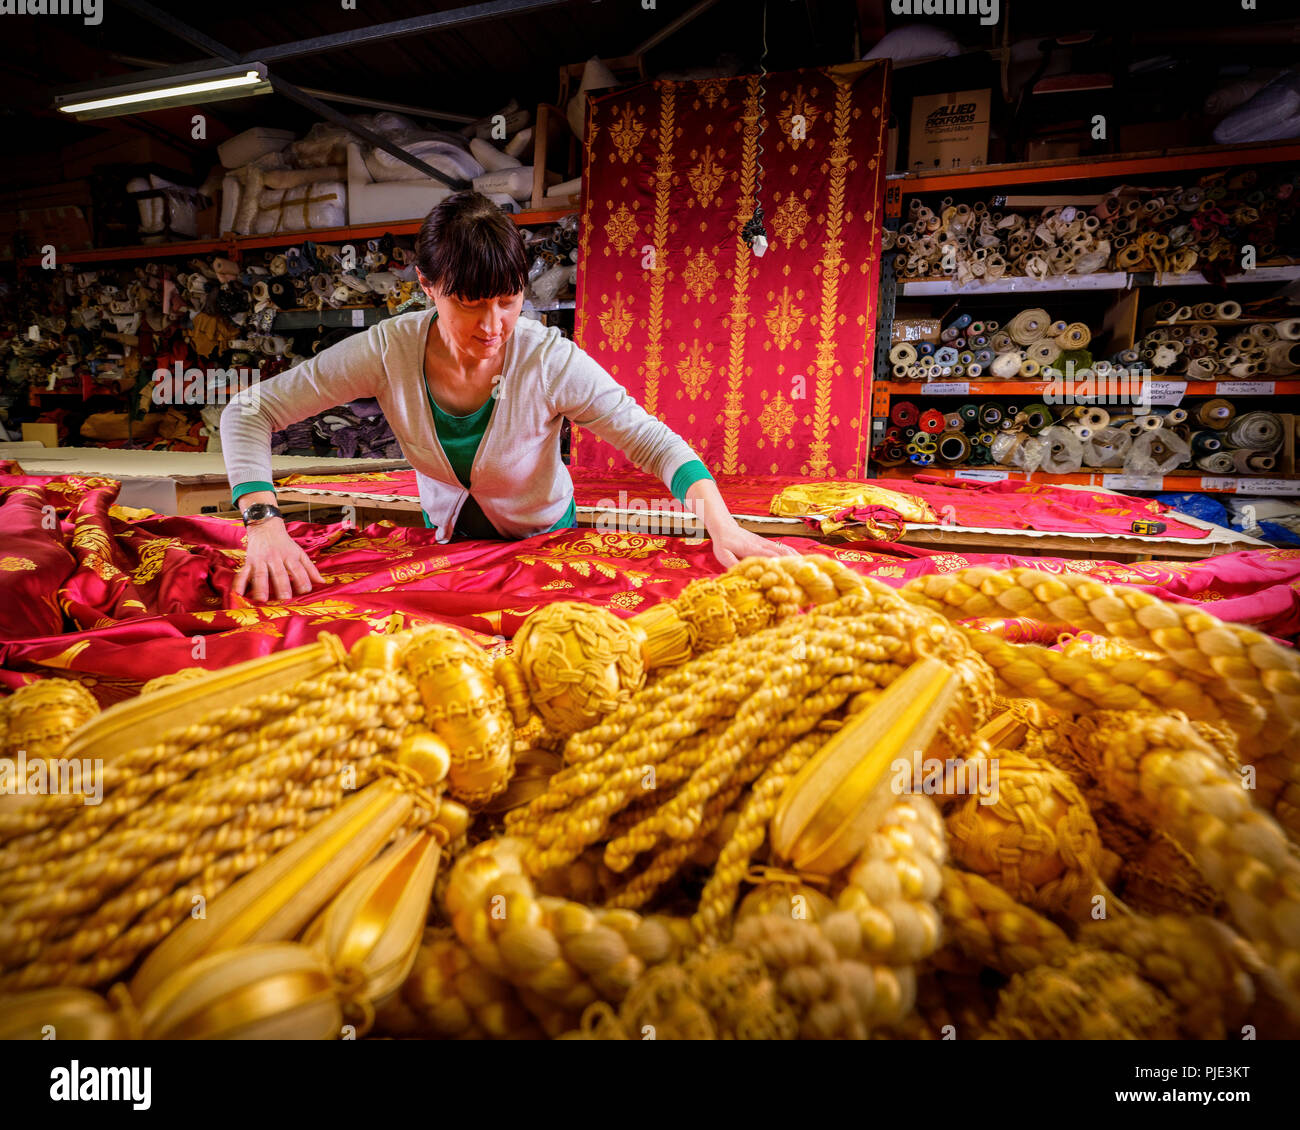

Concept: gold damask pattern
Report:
left=683, top=250, right=719, bottom=300
left=641, top=82, right=677, bottom=415
left=771, top=194, right=811, bottom=248
left=598, top=292, right=635, bottom=352
left=687, top=145, right=726, bottom=208
left=806, top=79, right=855, bottom=477
left=764, top=287, right=806, bottom=350
left=778, top=85, right=821, bottom=148
left=608, top=104, right=646, bottom=163
left=759, top=392, right=797, bottom=447
left=676, top=340, right=713, bottom=401
left=130, top=538, right=181, bottom=586
left=721, top=74, right=763, bottom=474
left=0, top=556, right=36, bottom=572
left=604, top=203, right=639, bottom=254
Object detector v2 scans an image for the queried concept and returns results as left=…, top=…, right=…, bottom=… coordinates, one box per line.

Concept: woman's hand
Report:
left=706, top=519, right=800, bottom=570
left=233, top=520, right=326, bottom=601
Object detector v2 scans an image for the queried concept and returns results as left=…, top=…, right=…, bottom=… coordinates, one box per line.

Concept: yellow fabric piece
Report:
left=770, top=481, right=938, bottom=537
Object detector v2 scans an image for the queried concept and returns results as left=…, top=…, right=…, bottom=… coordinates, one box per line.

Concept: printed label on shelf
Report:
left=953, top=468, right=1009, bottom=482
left=1199, top=477, right=1239, bottom=493
left=1145, top=381, right=1186, bottom=406
left=1102, top=474, right=1164, bottom=491
left=351, top=308, right=366, bottom=327
left=1235, top=478, right=1300, bottom=496
left=921, top=382, right=969, bottom=396
left=1214, top=381, right=1275, bottom=396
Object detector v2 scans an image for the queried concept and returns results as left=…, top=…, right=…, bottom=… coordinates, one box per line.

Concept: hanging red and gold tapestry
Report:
left=573, top=61, right=890, bottom=479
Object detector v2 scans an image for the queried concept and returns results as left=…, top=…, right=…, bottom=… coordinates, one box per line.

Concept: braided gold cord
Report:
left=937, top=866, right=1073, bottom=975
left=1068, top=710, right=1300, bottom=1002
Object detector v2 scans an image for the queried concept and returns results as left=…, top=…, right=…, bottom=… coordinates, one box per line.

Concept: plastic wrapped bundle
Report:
left=1125, top=429, right=1191, bottom=475
left=1037, top=426, right=1084, bottom=474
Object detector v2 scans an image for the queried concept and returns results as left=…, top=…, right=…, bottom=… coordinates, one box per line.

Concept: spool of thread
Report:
left=1224, top=411, right=1284, bottom=450
left=891, top=401, right=919, bottom=427
left=958, top=403, right=981, bottom=426
left=936, top=431, right=971, bottom=465
left=918, top=408, right=947, bottom=434
left=1197, top=399, right=1235, bottom=429
left=889, top=342, right=918, bottom=365
left=978, top=402, right=1005, bottom=428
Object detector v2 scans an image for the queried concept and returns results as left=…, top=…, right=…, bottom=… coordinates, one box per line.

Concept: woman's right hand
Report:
left=233, top=519, right=326, bottom=601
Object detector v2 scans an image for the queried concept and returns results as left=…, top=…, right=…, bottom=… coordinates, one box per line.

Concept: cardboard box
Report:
left=908, top=89, right=990, bottom=171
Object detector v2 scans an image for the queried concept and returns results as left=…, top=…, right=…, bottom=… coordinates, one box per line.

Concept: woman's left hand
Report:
left=705, top=520, right=801, bottom=569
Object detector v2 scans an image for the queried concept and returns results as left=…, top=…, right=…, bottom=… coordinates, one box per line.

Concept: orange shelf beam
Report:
left=893, top=141, right=1300, bottom=195
left=877, top=379, right=1300, bottom=398
left=876, top=466, right=1300, bottom=495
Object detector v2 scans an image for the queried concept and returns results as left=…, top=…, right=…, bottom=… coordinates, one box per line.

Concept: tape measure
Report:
left=1131, top=520, right=1167, bottom=535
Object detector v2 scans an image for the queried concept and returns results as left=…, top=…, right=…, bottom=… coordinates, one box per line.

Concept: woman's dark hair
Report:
left=415, top=191, right=529, bottom=301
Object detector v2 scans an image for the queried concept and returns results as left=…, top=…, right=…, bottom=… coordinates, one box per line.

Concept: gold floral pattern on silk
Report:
left=721, top=74, right=763, bottom=474
left=604, top=203, right=639, bottom=254
left=778, top=85, right=821, bottom=148
left=131, top=538, right=182, bottom=585
left=40, top=640, right=91, bottom=669
left=764, top=287, right=806, bottom=350
left=609, top=591, right=645, bottom=610
left=0, top=556, right=36, bottom=572
left=771, top=195, right=811, bottom=248
left=70, top=518, right=125, bottom=583
left=676, top=340, right=713, bottom=401
left=598, top=292, right=635, bottom=352
left=390, top=561, right=431, bottom=584
left=759, top=392, right=797, bottom=446
left=540, top=579, right=575, bottom=590
left=805, top=79, right=855, bottom=477
left=697, top=78, right=730, bottom=108
left=642, top=82, right=677, bottom=416
left=687, top=145, right=726, bottom=208
left=683, top=250, right=719, bottom=300
left=608, top=104, right=646, bottom=163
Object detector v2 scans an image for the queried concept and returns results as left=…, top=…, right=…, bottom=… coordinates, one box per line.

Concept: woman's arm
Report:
left=686, top=477, right=798, bottom=568
left=220, top=324, right=387, bottom=601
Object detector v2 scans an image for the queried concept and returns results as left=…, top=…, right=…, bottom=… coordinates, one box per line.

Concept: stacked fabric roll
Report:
left=882, top=166, right=1300, bottom=286
left=1129, top=308, right=1300, bottom=378
left=887, top=307, right=1093, bottom=383
left=876, top=394, right=1287, bottom=478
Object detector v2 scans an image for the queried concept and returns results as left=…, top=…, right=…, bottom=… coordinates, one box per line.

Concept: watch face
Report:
left=243, top=504, right=271, bottom=522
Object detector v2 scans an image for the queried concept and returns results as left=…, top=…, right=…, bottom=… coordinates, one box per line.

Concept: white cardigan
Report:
left=220, top=309, right=700, bottom=541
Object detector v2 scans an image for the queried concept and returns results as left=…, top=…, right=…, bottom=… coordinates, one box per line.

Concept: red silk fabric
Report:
left=3, top=473, right=1298, bottom=706
left=572, top=63, right=890, bottom=479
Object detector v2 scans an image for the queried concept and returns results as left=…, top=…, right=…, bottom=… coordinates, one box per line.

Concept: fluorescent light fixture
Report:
left=55, top=62, right=271, bottom=120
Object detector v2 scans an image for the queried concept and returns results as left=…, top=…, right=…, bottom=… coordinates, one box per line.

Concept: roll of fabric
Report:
left=1055, top=322, right=1091, bottom=350
left=934, top=345, right=959, bottom=366
left=958, top=403, right=981, bottom=426
left=944, top=412, right=963, bottom=431
left=1078, top=406, right=1110, bottom=429
left=936, top=430, right=971, bottom=465
left=990, top=351, right=1022, bottom=379
left=1275, top=318, right=1300, bottom=341
left=1215, top=301, right=1242, bottom=320
left=1082, top=426, right=1132, bottom=467
left=1195, top=451, right=1236, bottom=474
left=1018, top=357, right=1041, bottom=378
left=1038, top=426, right=1084, bottom=473
left=1267, top=340, right=1300, bottom=374
left=1247, top=452, right=1276, bottom=471
left=889, top=342, right=917, bottom=365
left=1224, top=410, right=1284, bottom=450
left=1137, top=413, right=1164, bottom=431
left=1008, top=308, right=1051, bottom=345
left=1165, top=407, right=1189, bottom=425
left=891, top=400, right=919, bottom=427
left=978, top=402, right=1005, bottom=428
left=1019, top=402, right=1053, bottom=433
left=1028, top=339, right=1061, bottom=366
left=1190, top=430, right=1224, bottom=456
left=918, top=408, right=947, bottom=434
left=1196, top=399, right=1235, bottom=429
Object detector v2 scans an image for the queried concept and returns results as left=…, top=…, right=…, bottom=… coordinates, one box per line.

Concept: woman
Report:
left=222, top=191, right=795, bottom=602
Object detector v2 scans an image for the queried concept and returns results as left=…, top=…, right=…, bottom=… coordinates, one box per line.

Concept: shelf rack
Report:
left=872, top=143, right=1300, bottom=501
left=17, top=208, right=577, bottom=268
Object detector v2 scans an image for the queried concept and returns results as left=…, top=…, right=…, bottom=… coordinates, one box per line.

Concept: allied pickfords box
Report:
left=908, top=89, right=991, bottom=171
